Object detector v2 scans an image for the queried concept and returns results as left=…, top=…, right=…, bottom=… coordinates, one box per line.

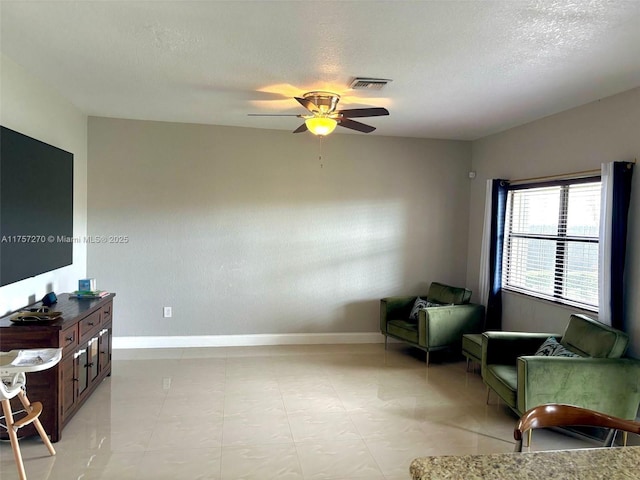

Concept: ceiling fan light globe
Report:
left=305, top=117, right=337, bottom=136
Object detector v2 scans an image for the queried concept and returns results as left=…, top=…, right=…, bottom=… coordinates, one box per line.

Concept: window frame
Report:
left=502, top=175, right=601, bottom=312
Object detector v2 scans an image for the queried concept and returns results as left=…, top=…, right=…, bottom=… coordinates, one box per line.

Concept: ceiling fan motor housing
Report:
left=303, top=91, right=341, bottom=114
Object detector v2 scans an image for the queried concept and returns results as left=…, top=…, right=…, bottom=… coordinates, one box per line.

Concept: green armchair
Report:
left=482, top=314, right=640, bottom=419
left=380, top=282, right=485, bottom=366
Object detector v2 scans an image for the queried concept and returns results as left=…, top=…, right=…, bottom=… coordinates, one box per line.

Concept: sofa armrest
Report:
left=516, top=356, right=640, bottom=419
left=482, top=332, right=559, bottom=371
left=417, top=303, right=485, bottom=348
left=380, top=296, right=425, bottom=334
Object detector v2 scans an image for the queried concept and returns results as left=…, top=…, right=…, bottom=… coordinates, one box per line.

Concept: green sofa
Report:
left=482, top=314, right=640, bottom=419
left=380, top=282, right=485, bottom=366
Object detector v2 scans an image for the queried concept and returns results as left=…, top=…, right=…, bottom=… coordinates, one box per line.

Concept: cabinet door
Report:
left=87, top=337, right=100, bottom=382
left=98, top=326, right=111, bottom=374
left=75, top=347, right=89, bottom=397
left=60, top=355, right=76, bottom=420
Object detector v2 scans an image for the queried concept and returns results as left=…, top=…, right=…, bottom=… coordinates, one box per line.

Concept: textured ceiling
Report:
left=2, top=1, right=640, bottom=140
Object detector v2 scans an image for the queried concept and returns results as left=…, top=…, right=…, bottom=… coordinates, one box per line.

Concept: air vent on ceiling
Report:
left=349, top=78, right=392, bottom=90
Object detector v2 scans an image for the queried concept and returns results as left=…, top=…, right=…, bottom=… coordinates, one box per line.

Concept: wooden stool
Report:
left=0, top=348, right=62, bottom=480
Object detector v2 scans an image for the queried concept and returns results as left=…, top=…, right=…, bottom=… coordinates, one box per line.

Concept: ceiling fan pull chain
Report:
left=319, top=136, right=323, bottom=168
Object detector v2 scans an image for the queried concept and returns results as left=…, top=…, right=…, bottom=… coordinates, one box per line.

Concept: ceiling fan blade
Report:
left=295, top=97, right=319, bottom=113
left=248, top=113, right=301, bottom=116
left=339, top=107, right=389, bottom=118
left=293, top=123, right=308, bottom=133
left=338, top=118, right=376, bottom=133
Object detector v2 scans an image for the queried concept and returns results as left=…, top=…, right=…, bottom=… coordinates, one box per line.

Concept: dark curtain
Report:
left=609, top=162, right=634, bottom=330
left=486, top=179, right=508, bottom=330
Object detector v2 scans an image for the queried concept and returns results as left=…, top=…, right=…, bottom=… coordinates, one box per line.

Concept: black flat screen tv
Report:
left=0, top=126, right=74, bottom=287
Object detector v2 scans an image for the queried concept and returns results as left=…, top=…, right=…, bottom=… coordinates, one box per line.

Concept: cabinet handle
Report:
left=73, top=378, right=79, bottom=382
left=66, top=336, right=74, bottom=342
left=88, top=322, right=95, bottom=326
left=85, top=362, right=94, bottom=368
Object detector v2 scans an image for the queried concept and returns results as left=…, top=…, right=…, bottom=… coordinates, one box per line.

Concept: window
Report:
left=502, top=177, right=601, bottom=310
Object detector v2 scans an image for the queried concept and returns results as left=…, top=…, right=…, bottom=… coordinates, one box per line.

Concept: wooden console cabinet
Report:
left=0, top=293, right=115, bottom=442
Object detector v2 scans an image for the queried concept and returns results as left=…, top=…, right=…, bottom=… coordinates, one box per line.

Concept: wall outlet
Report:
left=163, top=306, right=172, bottom=318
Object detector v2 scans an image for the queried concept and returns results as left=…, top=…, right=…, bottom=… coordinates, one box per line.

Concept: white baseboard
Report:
left=113, top=332, right=385, bottom=349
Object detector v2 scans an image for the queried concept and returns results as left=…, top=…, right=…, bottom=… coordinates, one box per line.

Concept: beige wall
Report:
left=0, top=54, right=88, bottom=313
left=87, top=117, right=471, bottom=338
left=466, top=87, right=640, bottom=357
left=7, top=48, right=636, bottom=352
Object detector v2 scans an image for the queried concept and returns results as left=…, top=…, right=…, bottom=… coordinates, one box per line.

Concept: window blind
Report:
left=502, top=180, right=601, bottom=310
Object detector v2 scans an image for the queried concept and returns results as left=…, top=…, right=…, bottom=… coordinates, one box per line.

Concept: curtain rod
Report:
left=510, top=168, right=600, bottom=185
left=509, top=159, right=636, bottom=185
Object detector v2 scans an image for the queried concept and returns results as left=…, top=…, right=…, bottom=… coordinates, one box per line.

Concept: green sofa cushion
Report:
left=387, top=319, right=419, bottom=344
left=561, top=314, right=629, bottom=358
left=485, top=364, right=517, bottom=408
left=427, top=282, right=471, bottom=305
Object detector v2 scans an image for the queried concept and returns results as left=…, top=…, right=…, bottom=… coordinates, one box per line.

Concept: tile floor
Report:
left=1, top=344, right=598, bottom=479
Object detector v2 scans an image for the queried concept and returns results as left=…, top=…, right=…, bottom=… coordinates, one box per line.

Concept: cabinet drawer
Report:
left=79, top=310, right=102, bottom=343
left=102, top=302, right=112, bottom=322
left=60, top=325, right=78, bottom=356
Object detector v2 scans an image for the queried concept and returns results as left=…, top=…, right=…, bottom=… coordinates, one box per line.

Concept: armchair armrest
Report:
left=517, top=356, right=640, bottom=419
left=482, top=332, right=559, bottom=369
left=417, top=303, right=484, bottom=348
left=380, top=296, right=426, bottom=334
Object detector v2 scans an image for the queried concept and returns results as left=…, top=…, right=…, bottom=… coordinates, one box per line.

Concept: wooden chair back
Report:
left=514, top=403, right=640, bottom=452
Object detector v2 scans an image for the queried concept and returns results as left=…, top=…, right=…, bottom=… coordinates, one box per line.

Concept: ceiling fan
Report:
left=248, top=91, right=389, bottom=136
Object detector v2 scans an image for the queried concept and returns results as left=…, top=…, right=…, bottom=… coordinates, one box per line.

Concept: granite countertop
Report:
left=410, top=446, right=640, bottom=480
